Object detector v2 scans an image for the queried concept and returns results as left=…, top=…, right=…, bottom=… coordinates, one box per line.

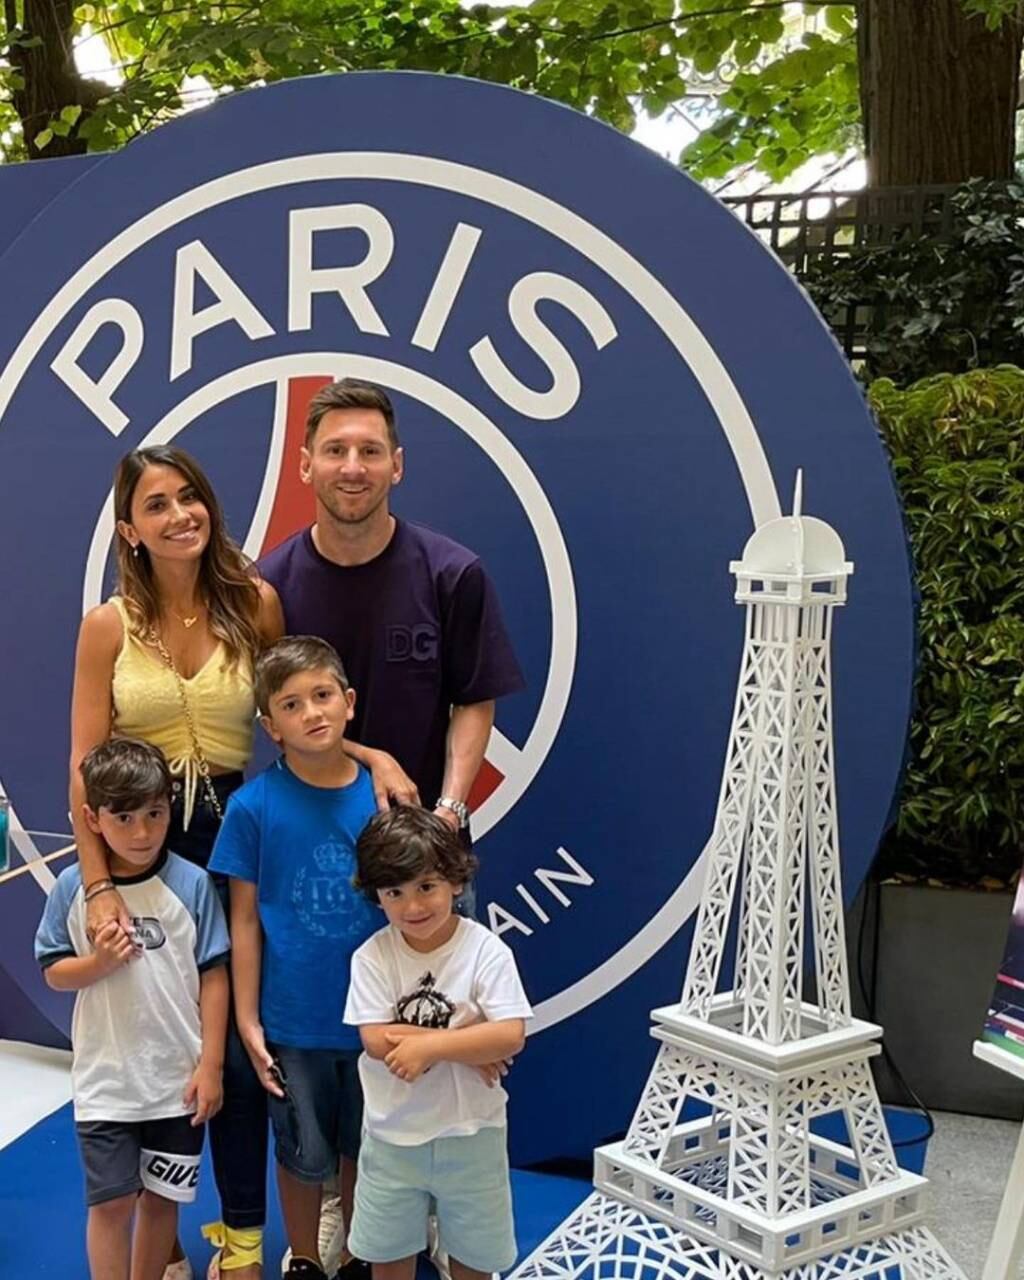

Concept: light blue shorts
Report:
left=349, top=1126, right=517, bottom=1273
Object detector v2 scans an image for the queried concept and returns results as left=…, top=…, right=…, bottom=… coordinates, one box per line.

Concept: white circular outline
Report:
left=0, top=149, right=784, bottom=1030
left=83, top=354, right=576, bottom=843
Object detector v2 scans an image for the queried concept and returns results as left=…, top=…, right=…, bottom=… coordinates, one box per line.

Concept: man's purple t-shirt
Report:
left=258, top=520, right=525, bottom=806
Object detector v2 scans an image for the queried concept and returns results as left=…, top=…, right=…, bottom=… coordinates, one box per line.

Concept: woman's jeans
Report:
left=169, top=773, right=268, bottom=1229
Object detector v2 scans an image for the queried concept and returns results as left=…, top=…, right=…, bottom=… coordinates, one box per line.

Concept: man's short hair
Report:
left=255, top=635, right=349, bottom=715
left=81, top=738, right=172, bottom=813
left=355, top=806, right=478, bottom=902
left=305, top=378, right=400, bottom=451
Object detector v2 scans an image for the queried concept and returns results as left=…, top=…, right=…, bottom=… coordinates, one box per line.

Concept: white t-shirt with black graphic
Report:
left=344, top=918, right=532, bottom=1145
left=35, top=851, right=229, bottom=1123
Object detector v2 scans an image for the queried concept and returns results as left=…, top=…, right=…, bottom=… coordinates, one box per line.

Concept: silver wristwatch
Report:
left=436, top=796, right=470, bottom=829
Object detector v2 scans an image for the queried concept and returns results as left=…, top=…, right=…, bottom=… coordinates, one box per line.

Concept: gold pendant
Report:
left=182, top=616, right=198, bottom=629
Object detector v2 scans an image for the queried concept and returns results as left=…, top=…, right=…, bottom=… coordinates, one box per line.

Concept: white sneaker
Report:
left=164, top=1261, right=194, bottom=1280
left=279, top=1194, right=347, bottom=1278
left=319, top=1193, right=347, bottom=1277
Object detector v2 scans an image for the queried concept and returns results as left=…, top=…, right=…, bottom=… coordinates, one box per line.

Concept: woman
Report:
left=71, top=445, right=411, bottom=1280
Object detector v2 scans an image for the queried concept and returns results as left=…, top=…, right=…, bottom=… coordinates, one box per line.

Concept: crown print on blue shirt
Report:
left=291, top=837, right=374, bottom=939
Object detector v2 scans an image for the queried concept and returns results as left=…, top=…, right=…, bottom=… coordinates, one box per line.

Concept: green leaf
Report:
left=825, top=6, right=854, bottom=34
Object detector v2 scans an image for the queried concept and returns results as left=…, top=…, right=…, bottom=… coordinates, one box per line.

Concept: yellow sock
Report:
left=202, top=1221, right=264, bottom=1271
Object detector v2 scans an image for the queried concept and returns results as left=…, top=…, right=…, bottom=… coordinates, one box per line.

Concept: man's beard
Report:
left=319, top=487, right=388, bottom=527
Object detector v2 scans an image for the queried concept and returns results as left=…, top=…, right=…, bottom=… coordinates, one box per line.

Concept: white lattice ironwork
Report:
left=507, top=478, right=965, bottom=1279
left=511, top=1194, right=965, bottom=1280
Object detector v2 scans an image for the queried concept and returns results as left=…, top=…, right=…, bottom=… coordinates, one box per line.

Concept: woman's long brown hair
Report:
left=114, top=446, right=261, bottom=667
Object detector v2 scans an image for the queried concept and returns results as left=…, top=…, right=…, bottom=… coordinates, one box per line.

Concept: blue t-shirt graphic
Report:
left=210, top=759, right=380, bottom=1049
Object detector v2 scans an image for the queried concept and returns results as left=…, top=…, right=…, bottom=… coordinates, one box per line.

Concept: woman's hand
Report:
left=91, top=919, right=136, bottom=974
left=86, top=886, right=133, bottom=946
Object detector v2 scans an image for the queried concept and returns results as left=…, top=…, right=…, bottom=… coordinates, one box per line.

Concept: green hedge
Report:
left=803, top=180, right=1024, bottom=386
left=871, top=367, right=1024, bottom=886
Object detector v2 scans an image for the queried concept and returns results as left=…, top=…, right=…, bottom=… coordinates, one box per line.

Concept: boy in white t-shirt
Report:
left=344, top=807, right=532, bottom=1280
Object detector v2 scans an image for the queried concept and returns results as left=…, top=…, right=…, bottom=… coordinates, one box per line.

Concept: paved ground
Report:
left=926, top=1109, right=1024, bottom=1278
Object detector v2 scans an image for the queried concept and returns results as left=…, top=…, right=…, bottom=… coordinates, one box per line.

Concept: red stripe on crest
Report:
left=468, top=758, right=503, bottom=811
left=259, top=375, right=332, bottom=556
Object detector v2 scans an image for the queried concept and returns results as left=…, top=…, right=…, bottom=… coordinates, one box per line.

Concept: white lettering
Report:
left=470, top=271, right=617, bottom=420
left=515, top=883, right=551, bottom=924
left=170, top=240, right=274, bottom=381
left=411, top=222, right=482, bottom=352
left=51, top=212, right=617, bottom=429
left=535, top=846, right=595, bottom=908
left=487, top=902, right=534, bottom=938
left=50, top=298, right=144, bottom=435
left=288, top=204, right=393, bottom=335
left=487, top=847, right=595, bottom=942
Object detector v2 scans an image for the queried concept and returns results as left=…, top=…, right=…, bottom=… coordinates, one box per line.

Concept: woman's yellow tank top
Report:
left=109, top=596, right=255, bottom=826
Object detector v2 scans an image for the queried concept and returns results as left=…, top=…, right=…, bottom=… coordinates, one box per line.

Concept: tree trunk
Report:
left=6, top=0, right=105, bottom=158
left=858, top=0, right=1022, bottom=186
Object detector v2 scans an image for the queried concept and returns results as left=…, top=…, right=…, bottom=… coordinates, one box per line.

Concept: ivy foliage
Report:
left=801, top=180, right=1024, bottom=387
left=871, top=367, right=1024, bottom=887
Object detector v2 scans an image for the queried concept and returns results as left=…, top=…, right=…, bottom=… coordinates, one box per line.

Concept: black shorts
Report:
left=76, top=1114, right=204, bottom=1206
left=266, top=1043, right=363, bottom=1183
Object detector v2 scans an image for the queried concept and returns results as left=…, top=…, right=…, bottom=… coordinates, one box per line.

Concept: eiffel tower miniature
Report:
left=509, top=478, right=965, bottom=1280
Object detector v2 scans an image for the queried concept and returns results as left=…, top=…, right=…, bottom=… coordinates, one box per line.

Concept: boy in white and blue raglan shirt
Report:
left=209, top=637, right=381, bottom=1280
left=35, top=738, right=229, bottom=1280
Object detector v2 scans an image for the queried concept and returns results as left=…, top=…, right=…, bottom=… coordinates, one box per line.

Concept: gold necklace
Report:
left=170, top=604, right=204, bottom=630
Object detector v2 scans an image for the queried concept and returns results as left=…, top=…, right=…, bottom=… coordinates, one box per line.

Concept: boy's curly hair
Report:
left=355, top=806, right=477, bottom=903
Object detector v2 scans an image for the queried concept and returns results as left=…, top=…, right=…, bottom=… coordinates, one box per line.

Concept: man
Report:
left=258, top=376, right=524, bottom=852
left=260, top=378, right=524, bottom=1278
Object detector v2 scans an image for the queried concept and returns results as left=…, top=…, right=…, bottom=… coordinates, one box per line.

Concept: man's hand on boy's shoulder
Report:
left=364, top=748, right=420, bottom=811
left=184, top=1059, right=223, bottom=1126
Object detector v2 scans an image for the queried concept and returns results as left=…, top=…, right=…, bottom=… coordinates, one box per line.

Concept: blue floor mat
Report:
left=0, top=1104, right=590, bottom=1276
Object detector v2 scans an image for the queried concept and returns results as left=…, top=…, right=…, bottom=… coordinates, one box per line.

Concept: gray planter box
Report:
left=847, top=882, right=1024, bottom=1119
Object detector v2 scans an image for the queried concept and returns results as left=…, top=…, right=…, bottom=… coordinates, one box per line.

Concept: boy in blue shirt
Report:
left=209, top=636, right=381, bottom=1280
left=35, top=737, right=229, bottom=1280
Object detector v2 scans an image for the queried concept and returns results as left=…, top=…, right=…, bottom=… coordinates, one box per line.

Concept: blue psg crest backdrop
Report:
left=0, top=72, right=913, bottom=1163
